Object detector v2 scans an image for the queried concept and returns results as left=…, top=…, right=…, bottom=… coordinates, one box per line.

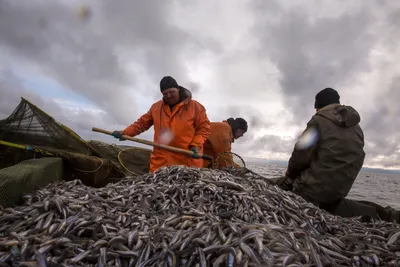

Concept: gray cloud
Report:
left=0, top=0, right=217, bottom=126
left=252, top=1, right=375, bottom=122
left=0, top=70, right=60, bottom=119
left=0, top=65, right=148, bottom=144
left=241, top=134, right=294, bottom=155
left=1, top=0, right=400, bottom=168
left=247, top=0, right=400, bottom=168
left=361, top=75, right=400, bottom=167
left=0, top=79, right=155, bottom=150
left=0, top=1, right=132, bottom=124
left=212, top=104, right=293, bottom=133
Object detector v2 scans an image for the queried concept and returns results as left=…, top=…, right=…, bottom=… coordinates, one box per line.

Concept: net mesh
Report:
left=118, top=147, right=152, bottom=175
left=0, top=98, right=92, bottom=154
left=212, top=152, right=246, bottom=169
left=0, top=98, right=127, bottom=186
left=0, top=157, right=64, bottom=208
left=86, top=141, right=151, bottom=176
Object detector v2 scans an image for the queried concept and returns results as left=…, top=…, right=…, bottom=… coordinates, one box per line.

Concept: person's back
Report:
left=293, top=103, right=366, bottom=206
left=203, top=121, right=232, bottom=168
left=281, top=88, right=399, bottom=223
left=203, top=118, right=248, bottom=168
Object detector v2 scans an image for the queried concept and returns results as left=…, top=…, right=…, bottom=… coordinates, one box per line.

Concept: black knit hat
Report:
left=160, top=76, right=179, bottom=92
left=227, top=117, right=248, bottom=133
left=236, top=118, right=248, bottom=132
left=314, top=88, right=340, bottom=109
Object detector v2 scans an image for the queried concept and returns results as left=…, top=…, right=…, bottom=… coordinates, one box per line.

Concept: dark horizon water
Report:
left=247, top=163, right=400, bottom=210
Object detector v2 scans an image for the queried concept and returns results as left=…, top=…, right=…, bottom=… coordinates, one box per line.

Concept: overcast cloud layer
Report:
left=0, top=0, right=399, bottom=169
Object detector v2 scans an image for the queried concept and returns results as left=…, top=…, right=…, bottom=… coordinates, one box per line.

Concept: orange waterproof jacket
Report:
left=203, top=121, right=237, bottom=168
left=123, top=89, right=211, bottom=172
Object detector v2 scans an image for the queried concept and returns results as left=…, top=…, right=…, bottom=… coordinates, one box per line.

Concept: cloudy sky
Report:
left=1, top=0, right=399, bottom=169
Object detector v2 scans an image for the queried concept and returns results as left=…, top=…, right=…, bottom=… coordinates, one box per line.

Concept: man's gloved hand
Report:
left=275, top=176, right=294, bottom=191
left=190, top=146, right=201, bottom=159
left=111, top=130, right=126, bottom=141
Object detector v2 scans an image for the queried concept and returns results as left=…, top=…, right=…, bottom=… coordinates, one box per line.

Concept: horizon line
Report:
left=244, top=157, right=400, bottom=173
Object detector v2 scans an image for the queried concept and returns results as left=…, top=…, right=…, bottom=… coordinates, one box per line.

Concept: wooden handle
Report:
left=92, top=127, right=213, bottom=161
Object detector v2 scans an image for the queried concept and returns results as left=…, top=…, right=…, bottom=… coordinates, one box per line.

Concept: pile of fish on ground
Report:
left=0, top=166, right=399, bottom=267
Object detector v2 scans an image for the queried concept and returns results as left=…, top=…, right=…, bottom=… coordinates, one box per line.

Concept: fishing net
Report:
left=117, top=147, right=152, bottom=175
left=0, top=157, right=64, bottom=208
left=210, top=151, right=249, bottom=176
left=0, top=142, right=118, bottom=187
left=86, top=140, right=121, bottom=164
left=0, top=98, right=93, bottom=154
left=0, top=144, right=37, bottom=170
left=0, top=98, right=126, bottom=186
left=87, top=141, right=152, bottom=176
left=212, top=151, right=246, bottom=169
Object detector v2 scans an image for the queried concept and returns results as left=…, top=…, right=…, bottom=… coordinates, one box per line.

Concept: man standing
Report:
left=276, top=88, right=400, bottom=223
left=112, top=76, right=211, bottom=173
left=203, top=118, right=248, bottom=168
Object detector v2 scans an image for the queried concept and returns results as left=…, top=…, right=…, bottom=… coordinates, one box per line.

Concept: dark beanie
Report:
left=160, top=76, right=179, bottom=92
left=314, top=88, right=340, bottom=109
left=227, top=117, right=248, bottom=132
left=236, top=118, right=248, bottom=132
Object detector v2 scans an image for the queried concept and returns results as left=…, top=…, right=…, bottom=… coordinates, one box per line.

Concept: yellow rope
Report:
left=117, top=148, right=139, bottom=176
left=0, top=140, right=54, bottom=156
left=0, top=140, right=105, bottom=173
left=73, top=157, right=105, bottom=173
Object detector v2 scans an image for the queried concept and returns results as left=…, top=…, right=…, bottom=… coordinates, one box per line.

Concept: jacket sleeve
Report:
left=123, top=108, right=154, bottom=137
left=286, top=117, right=319, bottom=179
left=190, top=104, right=211, bottom=148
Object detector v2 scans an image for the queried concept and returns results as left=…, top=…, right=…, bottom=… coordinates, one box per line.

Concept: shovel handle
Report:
left=92, top=127, right=214, bottom=161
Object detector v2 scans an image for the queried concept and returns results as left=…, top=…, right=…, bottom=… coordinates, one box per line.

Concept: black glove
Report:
left=275, top=176, right=294, bottom=191
left=111, top=130, right=126, bottom=141
left=190, top=146, right=201, bottom=159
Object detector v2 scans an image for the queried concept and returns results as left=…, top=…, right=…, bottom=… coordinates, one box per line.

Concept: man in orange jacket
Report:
left=112, top=76, right=211, bottom=172
left=203, top=118, right=248, bottom=168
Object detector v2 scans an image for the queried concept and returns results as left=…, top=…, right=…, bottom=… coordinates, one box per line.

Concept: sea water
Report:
left=247, top=163, right=400, bottom=209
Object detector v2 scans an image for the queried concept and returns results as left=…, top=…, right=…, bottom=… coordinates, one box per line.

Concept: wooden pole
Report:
left=92, top=127, right=213, bottom=161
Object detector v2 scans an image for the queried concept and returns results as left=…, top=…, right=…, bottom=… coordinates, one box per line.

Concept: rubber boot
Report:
left=355, top=200, right=400, bottom=223
left=384, top=206, right=400, bottom=223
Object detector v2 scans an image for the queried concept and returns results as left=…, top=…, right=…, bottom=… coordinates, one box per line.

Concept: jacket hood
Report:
left=317, top=104, right=361, bottom=127
left=179, top=86, right=192, bottom=102
left=225, top=119, right=238, bottom=143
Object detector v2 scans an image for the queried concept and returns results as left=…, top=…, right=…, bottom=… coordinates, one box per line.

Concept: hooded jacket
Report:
left=123, top=88, right=211, bottom=172
left=288, top=104, right=365, bottom=205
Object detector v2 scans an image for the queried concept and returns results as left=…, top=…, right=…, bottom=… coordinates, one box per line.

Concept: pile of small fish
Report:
left=0, top=166, right=399, bottom=266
